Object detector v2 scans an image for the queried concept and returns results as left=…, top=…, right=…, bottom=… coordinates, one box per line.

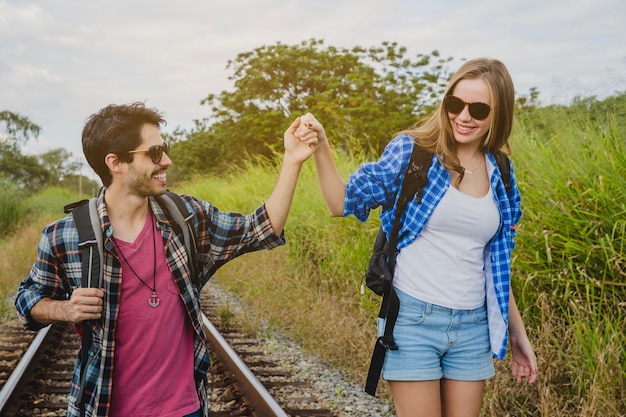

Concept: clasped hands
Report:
left=284, top=113, right=326, bottom=164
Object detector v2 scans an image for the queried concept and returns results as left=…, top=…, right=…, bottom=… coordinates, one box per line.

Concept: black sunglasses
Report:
left=444, top=95, right=491, bottom=121
left=128, top=143, right=170, bottom=164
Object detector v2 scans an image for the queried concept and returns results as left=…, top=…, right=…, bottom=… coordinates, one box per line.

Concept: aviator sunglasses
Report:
left=444, top=95, right=491, bottom=121
left=127, top=142, right=171, bottom=164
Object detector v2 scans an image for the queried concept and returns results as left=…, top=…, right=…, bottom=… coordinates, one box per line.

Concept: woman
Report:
left=303, top=58, right=537, bottom=417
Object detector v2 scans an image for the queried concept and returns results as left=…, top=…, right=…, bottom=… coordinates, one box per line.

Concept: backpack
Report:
left=63, top=190, right=198, bottom=417
left=364, top=145, right=511, bottom=396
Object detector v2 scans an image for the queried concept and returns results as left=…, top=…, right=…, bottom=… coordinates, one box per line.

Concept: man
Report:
left=15, top=102, right=318, bottom=417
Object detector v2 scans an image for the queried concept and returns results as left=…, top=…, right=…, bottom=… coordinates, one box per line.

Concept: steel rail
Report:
left=201, top=313, right=288, bottom=417
left=0, top=325, right=53, bottom=415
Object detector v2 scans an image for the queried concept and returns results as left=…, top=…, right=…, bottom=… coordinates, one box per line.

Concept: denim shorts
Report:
left=378, top=288, right=495, bottom=381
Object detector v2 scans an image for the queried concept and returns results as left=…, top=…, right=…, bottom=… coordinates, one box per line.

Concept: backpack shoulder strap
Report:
left=388, top=143, right=433, bottom=251
left=155, top=191, right=199, bottom=286
left=365, top=143, right=433, bottom=397
left=398, top=143, right=433, bottom=205
left=65, top=198, right=102, bottom=289
left=493, top=150, right=512, bottom=192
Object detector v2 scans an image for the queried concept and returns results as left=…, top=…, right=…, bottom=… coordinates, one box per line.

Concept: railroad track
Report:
left=0, top=287, right=337, bottom=417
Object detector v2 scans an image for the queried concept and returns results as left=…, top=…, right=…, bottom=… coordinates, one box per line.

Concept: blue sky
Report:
left=1, top=0, right=624, bottom=168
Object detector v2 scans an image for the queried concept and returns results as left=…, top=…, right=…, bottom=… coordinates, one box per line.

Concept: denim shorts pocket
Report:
left=395, top=298, right=428, bottom=327
left=468, top=307, right=488, bottom=325
left=376, top=303, right=427, bottom=336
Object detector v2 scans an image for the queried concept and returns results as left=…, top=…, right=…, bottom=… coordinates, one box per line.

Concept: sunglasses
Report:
left=444, top=95, right=491, bottom=121
left=128, top=142, right=170, bottom=164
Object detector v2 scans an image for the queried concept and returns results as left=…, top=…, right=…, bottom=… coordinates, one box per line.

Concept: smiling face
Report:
left=447, top=78, right=492, bottom=150
left=125, top=123, right=172, bottom=197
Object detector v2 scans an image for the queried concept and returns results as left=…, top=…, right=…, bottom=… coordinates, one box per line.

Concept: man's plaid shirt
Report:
left=15, top=193, right=284, bottom=417
left=344, top=134, right=522, bottom=360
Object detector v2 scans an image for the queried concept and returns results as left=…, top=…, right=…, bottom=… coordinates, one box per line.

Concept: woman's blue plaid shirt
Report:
left=344, top=134, right=522, bottom=360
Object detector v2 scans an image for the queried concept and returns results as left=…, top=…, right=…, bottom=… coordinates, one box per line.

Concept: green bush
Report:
left=0, top=183, right=22, bottom=233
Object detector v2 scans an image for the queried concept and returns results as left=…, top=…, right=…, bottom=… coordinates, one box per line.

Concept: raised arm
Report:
left=265, top=116, right=319, bottom=235
left=299, top=113, right=346, bottom=217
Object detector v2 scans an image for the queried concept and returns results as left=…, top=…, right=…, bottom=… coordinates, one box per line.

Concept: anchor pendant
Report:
left=148, top=291, right=161, bottom=308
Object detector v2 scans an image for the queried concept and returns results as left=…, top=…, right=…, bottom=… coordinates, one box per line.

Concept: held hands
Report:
left=64, top=287, right=105, bottom=323
left=286, top=112, right=328, bottom=162
left=296, top=112, right=327, bottom=145
left=284, top=115, right=319, bottom=164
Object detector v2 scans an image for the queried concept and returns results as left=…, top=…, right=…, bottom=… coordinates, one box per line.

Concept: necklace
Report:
left=463, top=155, right=484, bottom=174
left=112, top=214, right=160, bottom=308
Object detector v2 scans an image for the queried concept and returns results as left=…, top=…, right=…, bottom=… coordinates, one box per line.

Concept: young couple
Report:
left=16, top=57, right=536, bottom=417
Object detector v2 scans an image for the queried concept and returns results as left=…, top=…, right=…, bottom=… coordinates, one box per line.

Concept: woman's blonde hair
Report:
left=401, top=58, right=515, bottom=180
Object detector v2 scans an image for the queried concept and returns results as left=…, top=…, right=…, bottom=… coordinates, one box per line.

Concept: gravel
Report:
left=204, top=280, right=395, bottom=416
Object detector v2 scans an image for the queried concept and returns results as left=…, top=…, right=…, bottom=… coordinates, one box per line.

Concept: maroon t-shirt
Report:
left=110, top=212, right=199, bottom=416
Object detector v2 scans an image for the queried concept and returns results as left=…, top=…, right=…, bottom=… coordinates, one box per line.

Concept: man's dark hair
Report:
left=82, top=102, right=166, bottom=187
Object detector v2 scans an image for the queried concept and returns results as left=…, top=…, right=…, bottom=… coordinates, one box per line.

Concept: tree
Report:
left=0, top=110, right=41, bottom=147
left=1, top=148, right=50, bottom=189
left=0, top=111, right=49, bottom=189
left=172, top=40, right=452, bottom=179
left=38, top=148, right=82, bottom=185
left=0, top=111, right=98, bottom=193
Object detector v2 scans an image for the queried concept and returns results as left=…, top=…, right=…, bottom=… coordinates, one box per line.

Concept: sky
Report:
left=1, top=0, right=624, bottom=171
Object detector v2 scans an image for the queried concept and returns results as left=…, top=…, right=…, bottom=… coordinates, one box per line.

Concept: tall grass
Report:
left=508, top=109, right=625, bottom=415
left=0, top=183, right=22, bottom=231
left=0, top=187, right=81, bottom=317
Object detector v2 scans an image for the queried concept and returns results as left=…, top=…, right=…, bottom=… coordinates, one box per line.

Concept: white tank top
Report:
left=394, top=184, right=500, bottom=309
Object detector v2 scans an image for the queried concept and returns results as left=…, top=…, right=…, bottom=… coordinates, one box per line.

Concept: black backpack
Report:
left=364, top=145, right=511, bottom=396
left=63, top=191, right=198, bottom=417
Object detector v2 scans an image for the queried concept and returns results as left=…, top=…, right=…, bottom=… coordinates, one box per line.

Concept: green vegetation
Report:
left=1, top=110, right=99, bottom=193
left=0, top=183, right=21, bottom=232
left=507, top=98, right=625, bottom=415
left=0, top=188, right=81, bottom=317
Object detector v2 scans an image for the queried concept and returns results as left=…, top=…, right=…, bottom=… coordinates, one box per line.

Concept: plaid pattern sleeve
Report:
left=15, top=216, right=82, bottom=330
left=344, top=134, right=447, bottom=248
left=344, top=134, right=416, bottom=222
left=178, top=195, right=285, bottom=287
